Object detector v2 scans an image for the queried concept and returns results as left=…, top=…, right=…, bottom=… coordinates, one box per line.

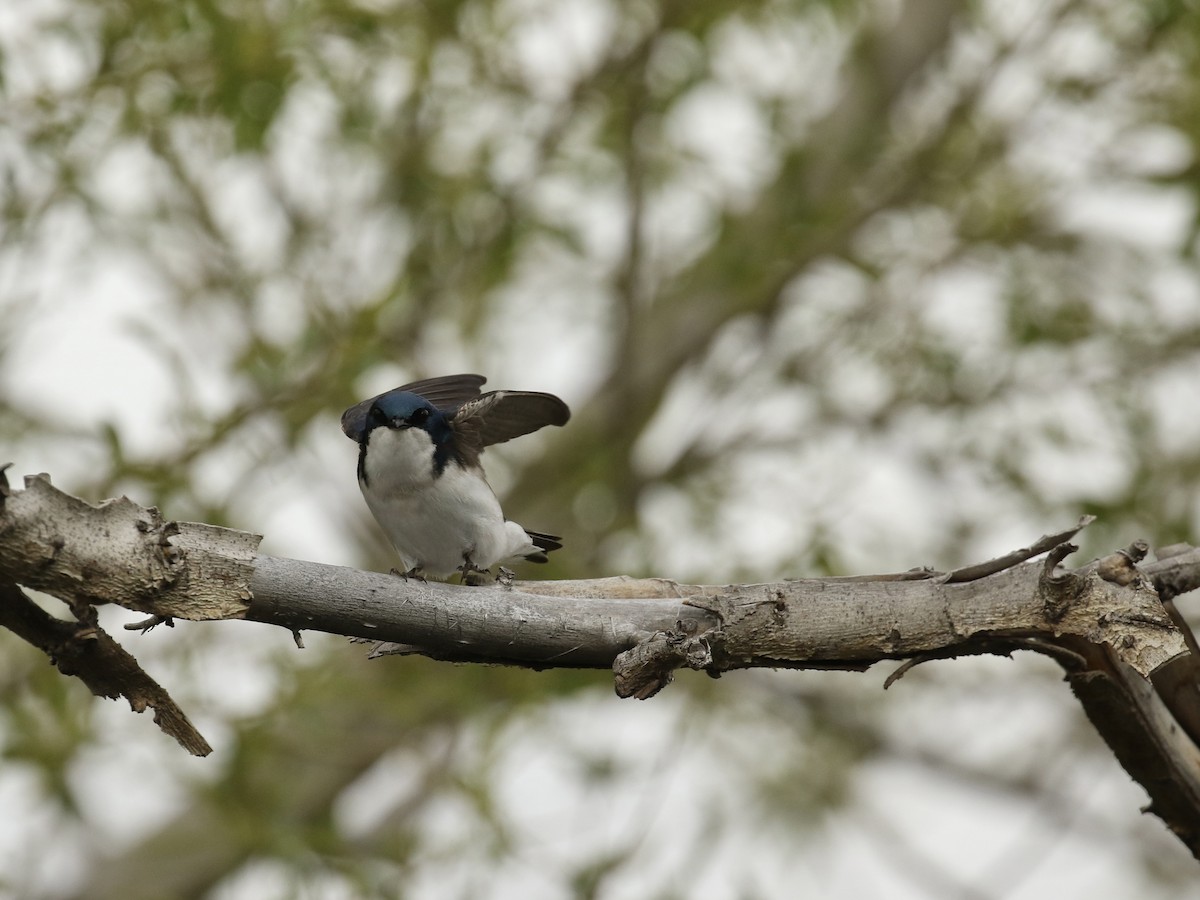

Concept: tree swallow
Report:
left=341, top=374, right=570, bottom=580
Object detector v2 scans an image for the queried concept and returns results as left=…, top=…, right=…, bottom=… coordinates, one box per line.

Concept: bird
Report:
left=341, top=374, right=570, bottom=581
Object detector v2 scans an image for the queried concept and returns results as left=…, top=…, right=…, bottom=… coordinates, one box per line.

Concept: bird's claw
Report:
left=496, top=566, right=516, bottom=588
left=458, top=556, right=490, bottom=586
left=390, top=566, right=426, bottom=582
left=461, top=569, right=491, bottom=586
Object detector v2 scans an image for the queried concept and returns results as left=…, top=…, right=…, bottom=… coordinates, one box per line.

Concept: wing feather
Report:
left=341, top=374, right=486, bottom=440
left=450, top=391, right=570, bottom=464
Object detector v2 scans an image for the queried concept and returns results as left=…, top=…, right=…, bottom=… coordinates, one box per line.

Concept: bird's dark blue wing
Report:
left=391, top=374, right=487, bottom=410
left=341, top=374, right=487, bottom=441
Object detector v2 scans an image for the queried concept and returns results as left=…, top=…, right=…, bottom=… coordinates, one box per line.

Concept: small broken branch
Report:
left=940, top=516, right=1096, bottom=583
left=0, top=580, right=211, bottom=756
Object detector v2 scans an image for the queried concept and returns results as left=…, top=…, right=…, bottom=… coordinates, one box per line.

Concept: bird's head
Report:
left=350, top=390, right=457, bottom=485
left=359, top=390, right=450, bottom=445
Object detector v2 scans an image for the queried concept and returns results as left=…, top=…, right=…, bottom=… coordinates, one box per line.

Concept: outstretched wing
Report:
left=341, top=374, right=487, bottom=440
left=391, top=374, right=487, bottom=410
left=450, top=390, right=570, bottom=465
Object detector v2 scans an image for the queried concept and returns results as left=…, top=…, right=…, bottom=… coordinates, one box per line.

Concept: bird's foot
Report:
left=461, top=568, right=491, bottom=586
left=496, top=566, right=516, bottom=588
left=458, top=557, right=490, bottom=586
left=390, top=566, right=426, bottom=582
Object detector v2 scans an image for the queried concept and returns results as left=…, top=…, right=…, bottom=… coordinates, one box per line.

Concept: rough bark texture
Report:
left=0, top=470, right=259, bottom=619
left=0, top=579, right=212, bottom=755
left=3, top=470, right=1200, bottom=856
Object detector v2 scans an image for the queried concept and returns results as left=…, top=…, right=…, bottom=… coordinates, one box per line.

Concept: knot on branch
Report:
left=613, top=623, right=721, bottom=700
left=1096, top=540, right=1150, bottom=588
left=1040, top=542, right=1085, bottom=622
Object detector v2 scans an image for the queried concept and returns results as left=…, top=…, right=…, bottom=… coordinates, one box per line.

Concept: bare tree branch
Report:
left=3, top=468, right=1200, bottom=854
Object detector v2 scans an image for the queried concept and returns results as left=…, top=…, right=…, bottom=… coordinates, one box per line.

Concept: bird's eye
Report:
left=368, top=405, right=387, bottom=424
left=409, top=407, right=431, bottom=425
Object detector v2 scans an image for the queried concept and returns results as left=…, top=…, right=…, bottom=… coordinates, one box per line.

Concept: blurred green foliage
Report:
left=4, top=0, right=1200, bottom=896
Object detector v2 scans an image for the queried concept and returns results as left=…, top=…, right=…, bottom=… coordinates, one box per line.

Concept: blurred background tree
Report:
left=3, top=0, right=1200, bottom=896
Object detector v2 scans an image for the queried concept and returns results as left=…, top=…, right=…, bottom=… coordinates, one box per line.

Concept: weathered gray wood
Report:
left=244, top=555, right=718, bottom=666
left=0, top=470, right=258, bottom=619
left=242, top=553, right=1189, bottom=682
left=6, top=468, right=1200, bottom=856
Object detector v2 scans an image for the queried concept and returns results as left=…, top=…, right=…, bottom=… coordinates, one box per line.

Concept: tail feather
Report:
left=523, top=529, right=562, bottom=563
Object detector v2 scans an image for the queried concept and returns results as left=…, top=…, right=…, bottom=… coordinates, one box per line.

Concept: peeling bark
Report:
left=0, top=469, right=259, bottom=620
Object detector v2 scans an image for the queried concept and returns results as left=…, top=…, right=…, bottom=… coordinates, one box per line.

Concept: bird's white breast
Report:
left=359, top=426, right=534, bottom=576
